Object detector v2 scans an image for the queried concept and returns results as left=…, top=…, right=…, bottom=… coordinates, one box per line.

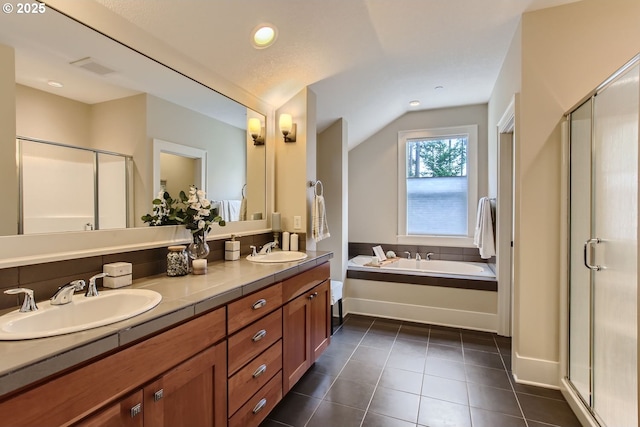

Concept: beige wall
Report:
left=490, top=0, right=640, bottom=386
left=275, top=88, right=315, bottom=242
left=0, top=45, right=17, bottom=236
left=317, top=119, right=349, bottom=282
left=349, top=104, right=489, bottom=245
left=16, top=84, right=91, bottom=147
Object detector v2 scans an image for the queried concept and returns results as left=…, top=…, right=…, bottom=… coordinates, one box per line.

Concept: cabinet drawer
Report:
left=228, top=371, right=283, bottom=427
left=228, top=340, right=282, bottom=415
left=283, top=262, right=330, bottom=301
left=228, top=282, right=282, bottom=334
left=228, top=309, right=282, bottom=375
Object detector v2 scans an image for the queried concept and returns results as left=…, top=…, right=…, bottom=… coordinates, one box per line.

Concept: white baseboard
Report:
left=343, top=297, right=497, bottom=332
left=512, top=351, right=560, bottom=388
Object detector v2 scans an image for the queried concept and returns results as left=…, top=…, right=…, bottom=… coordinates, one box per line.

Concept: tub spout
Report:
left=426, top=252, right=434, bottom=260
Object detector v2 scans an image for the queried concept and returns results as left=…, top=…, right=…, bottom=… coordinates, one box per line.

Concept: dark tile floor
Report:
left=261, top=314, right=581, bottom=427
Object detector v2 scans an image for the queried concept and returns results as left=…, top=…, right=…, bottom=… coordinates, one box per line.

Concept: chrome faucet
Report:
left=4, top=288, right=38, bottom=312
left=250, top=245, right=258, bottom=256
left=403, top=251, right=411, bottom=260
left=415, top=253, right=422, bottom=261
left=86, top=273, right=109, bottom=297
left=425, top=252, right=434, bottom=260
left=50, top=280, right=85, bottom=305
left=259, top=242, right=277, bottom=254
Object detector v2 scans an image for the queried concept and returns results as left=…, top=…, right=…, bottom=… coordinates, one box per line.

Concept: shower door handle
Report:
left=583, top=238, right=602, bottom=271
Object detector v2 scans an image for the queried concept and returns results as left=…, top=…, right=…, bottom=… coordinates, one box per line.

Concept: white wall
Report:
left=349, top=104, right=488, bottom=245
left=489, top=0, right=640, bottom=387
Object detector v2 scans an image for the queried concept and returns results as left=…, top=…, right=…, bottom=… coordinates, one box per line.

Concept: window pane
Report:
left=406, top=137, right=468, bottom=235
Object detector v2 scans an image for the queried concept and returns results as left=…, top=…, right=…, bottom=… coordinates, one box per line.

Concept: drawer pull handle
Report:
left=253, top=364, right=267, bottom=378
left=154, top=389, right=164, bottom=402
left=252, top=329, right=267, bottom=342
left=253, top=398, right=267, bottom=414
left=130, top=403, right=142, bottom=418
left=252, top=299, right=267, bottom=310
left=308, top=292, right=318, bottom=300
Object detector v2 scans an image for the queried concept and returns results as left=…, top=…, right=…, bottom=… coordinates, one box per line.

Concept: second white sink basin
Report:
left=0, top=289, right=162, bottom=340
left=247, top=251, right=308, bottom=263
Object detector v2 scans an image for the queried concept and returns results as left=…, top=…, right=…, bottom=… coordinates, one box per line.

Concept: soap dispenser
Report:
left=225, top=235, right=241, bottom=261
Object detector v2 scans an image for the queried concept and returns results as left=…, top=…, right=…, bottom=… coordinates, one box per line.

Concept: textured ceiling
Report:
left=92, top=0, right=581, bottom=149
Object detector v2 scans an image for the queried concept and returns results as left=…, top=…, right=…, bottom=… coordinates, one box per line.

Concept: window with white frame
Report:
left=398, top=125, right=478, bottom=240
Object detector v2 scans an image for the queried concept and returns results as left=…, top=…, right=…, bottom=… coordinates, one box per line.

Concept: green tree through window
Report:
left=407, top=137, right=467, bottom=178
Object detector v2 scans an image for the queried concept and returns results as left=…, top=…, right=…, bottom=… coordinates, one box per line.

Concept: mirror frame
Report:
left=0, top=0, right=274, bottom=268
left=153, top=139, right=207, bottom=198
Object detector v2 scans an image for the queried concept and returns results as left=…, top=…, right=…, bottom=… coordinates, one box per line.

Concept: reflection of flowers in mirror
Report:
left=142, top=186, right=226, bottom=231
left=184, top=186, right=225, bottom=234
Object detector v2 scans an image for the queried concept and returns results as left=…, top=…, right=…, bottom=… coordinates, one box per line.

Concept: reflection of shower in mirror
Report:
left=18, top=138, right=133, bottom=234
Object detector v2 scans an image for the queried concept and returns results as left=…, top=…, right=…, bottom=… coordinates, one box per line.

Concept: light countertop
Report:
left=0, top=251, right=332, bottom=397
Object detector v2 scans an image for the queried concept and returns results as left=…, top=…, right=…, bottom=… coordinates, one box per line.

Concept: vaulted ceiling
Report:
left=92, top=0, right=581, bottom=149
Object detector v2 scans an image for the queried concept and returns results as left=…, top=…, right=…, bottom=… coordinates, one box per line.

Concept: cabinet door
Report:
left=144, top=341, right=227, bottom=427
left=310, top=280, right=331, bottom=361
left=282, top=291, right=311, bottom=394
left=75, top=390, right=143, bottom=427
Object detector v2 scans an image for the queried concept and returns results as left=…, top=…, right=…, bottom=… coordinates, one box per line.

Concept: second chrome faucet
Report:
left=50, top=273, right=109, bottom=305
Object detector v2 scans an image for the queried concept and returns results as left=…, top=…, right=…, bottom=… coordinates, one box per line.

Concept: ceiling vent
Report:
left=70, top=57, right=116, bottom=76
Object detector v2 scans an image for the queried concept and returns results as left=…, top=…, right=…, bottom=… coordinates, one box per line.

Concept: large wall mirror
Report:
left=0, top=6, right=266, bottom=236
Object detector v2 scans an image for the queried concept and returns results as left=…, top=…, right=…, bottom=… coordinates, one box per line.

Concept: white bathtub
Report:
left=348, top=255, right=496, bottom=281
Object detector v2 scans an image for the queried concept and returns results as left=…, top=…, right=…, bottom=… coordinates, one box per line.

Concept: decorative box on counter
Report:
left=103, top=262, right=133, bottom=288
left=225, top=236, right=240, bottom=261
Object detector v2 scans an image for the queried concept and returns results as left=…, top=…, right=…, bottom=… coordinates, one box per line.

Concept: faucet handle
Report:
left=86, top=273, right=109, bottom=297
left=4, top=288, right=38, bottom=312
left=250, top=245, right=257, bottom=256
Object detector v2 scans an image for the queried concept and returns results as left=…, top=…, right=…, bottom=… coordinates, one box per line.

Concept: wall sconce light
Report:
left=279, top=113, right=297, bottom=143
left=248, top=117, right=265, bottom=145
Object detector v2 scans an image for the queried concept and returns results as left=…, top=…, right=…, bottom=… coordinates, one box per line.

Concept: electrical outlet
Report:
left=293, top=216, right=302, bottom=230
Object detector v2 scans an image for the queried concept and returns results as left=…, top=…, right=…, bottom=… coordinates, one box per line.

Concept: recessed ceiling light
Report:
left=252, top=24, right=277, bottom=49
left=409, top=100, right=420, bottom=107
left=47, top=80, right=63, bottom=88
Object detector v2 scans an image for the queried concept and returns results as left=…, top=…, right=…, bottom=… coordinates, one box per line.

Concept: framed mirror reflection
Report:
left=1, top=5, right=266, bottom=236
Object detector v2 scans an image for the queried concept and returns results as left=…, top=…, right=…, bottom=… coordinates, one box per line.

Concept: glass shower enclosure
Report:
left=18, top=138, right=133, bottom=234
left=567, top=56, right=639, bottom=427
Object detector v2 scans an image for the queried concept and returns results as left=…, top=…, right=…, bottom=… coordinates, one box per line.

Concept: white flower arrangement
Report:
left=142, top=185, right=225, bottom=232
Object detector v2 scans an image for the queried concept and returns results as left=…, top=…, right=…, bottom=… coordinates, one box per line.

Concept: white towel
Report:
left=312, top=194, right=330, bottom=242
left=473, top=197, right=495, bottom=259
left=219, top=200, right=242, bottom=222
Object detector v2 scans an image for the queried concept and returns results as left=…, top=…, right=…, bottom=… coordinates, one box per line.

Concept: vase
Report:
left=187, top=230, right=210, bottom=260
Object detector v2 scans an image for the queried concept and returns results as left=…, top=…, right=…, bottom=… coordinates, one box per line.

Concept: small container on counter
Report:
left=192, top=259, right=208, bottom=275
left=282, top=231, right=290, bottom=251
left=290, top=233, right=299, bottom=251
left=167, top=245, right=189, bottom=277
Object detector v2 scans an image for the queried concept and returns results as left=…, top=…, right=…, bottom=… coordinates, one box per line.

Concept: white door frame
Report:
left=496, top=96, right=516, bottom=337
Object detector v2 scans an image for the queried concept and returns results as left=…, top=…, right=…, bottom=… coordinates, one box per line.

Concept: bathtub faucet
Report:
left=403, top=251, right=411, bottom=260
left=425, top=252, right=434, bottom=260
left=415, top=253, right=422, bottom=261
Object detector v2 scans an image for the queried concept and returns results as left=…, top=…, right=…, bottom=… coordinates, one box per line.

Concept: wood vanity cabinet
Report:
left=0, top=260, right=331, bottom=427
left=0, top=307, right=226, bottom=427
left=282, top=263, right=331, bottom=393
left=226, top=283, right=284, bottom=427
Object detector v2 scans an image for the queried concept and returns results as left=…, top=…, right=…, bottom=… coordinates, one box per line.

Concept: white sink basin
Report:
left=0, top=289, right=162, bottom=340
left=247, top=251, right=308, bottom=263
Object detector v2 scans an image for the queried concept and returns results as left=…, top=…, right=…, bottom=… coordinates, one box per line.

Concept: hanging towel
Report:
left=312, top=194, right=330, bottom=242
left=239, top=197, right=247, bottom=221
left=473, top=197, right=496, bottom=259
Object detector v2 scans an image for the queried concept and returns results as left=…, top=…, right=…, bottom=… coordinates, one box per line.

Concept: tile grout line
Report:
left=357, top=320, right=402, bottom=427
left=495, top=334, right=530, bottom=427
left=302, top=319, right=373, bottom=427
